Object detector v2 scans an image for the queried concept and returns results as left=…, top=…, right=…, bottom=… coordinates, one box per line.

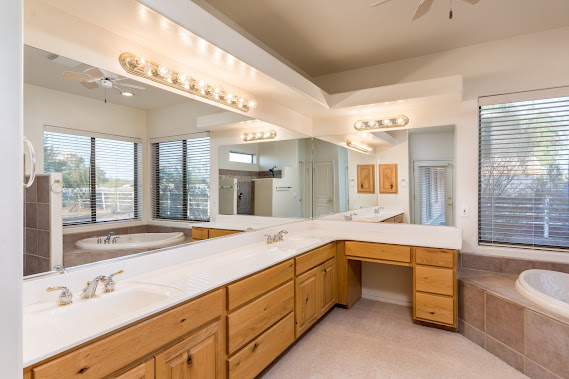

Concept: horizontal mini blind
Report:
left=479, top=95, right=569, bottom=249
left=417, top=166, right=447, bottom=226
left=152, top=137, right=210, bottom=221
left=44, top=131, right=141, bottom=226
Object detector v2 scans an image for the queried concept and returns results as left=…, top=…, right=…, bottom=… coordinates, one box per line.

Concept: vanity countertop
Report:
left=319, top=207, right=404, bottom=222
left=192, top=214, right=303, bottom=231
left=23, top=219, right=462, bottom=367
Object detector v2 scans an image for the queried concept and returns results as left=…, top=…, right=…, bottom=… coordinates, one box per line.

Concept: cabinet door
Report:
left=115, top=360, right=155, bottom=379
left=155, top=321, right=221, bottom=379
left=357, top=164, right=375, bottom=194
left=379, top=164, right=398, bottom=194
left=295, top=266, right=319, bottom=338
left=318, top=259, right=337, bottom=316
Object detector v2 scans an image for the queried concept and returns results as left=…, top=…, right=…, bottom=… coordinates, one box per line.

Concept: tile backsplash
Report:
left=24, top=175, right=51, bottom=276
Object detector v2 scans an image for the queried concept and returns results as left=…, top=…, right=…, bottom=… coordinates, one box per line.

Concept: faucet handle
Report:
left=46, top=286, right=73, bottom=306
left=104, top=270, right=124, bottom=292
left=264, top=234, right=274, bottom=244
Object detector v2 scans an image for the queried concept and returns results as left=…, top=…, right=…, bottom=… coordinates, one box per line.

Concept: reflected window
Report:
left=44, top=130, right=141, bottom=226
left=229, top=151, right=255, bottom=164
left=152, top=137, right=210, bottom=221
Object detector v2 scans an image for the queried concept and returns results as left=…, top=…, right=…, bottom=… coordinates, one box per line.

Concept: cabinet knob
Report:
left=187, top=355, right=192, bottom=365
left=253, top=343, right=258, bottom=351
left=324, top=268, right=327, bottom=274
left=306, top=297, right=309, bottom=304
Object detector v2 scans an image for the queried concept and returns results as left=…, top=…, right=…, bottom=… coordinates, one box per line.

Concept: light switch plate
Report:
left=461, top=205, right=469, bottom=217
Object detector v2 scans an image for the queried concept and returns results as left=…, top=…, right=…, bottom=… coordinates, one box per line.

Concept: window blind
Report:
left=417, top=166, right=448, bottom=226
left=479, top=95, right=569, bottom=250
left=152, top=137, right=210, bottom=221
left=44, top=131, right=141, bottom=226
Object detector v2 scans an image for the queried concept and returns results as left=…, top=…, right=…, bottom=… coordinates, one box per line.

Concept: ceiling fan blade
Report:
left=63, top=71, right=92, bottom=81
left=84, top=67, right=105, bottom=79
left=119, top=83, right=146, bottom=90
left=412, top=0, right=434, bottom=20
left=462, top=0, right=480, bottom=4
left=80, top=81, right=99, bottom=89
left=370, top=0, right=392, bottom=7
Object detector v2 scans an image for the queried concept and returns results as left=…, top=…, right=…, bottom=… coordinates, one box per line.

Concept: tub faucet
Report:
left=104, top=232, right=115, bottom=244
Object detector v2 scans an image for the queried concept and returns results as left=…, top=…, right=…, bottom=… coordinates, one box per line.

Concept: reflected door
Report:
left=314, top=161, right=334, bottom=216
left=413, top=161, right=454, bottom=226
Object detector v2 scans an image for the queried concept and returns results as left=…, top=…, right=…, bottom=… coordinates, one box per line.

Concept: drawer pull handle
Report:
left=187, top=355, right=192, bottom=365
left=429, top=311, right=435, bottom=315
left=253, top=343, right=259, bottom=351
left=306, top=297, right=309, bottom=304
left=324, top=268, right=327, bottom=274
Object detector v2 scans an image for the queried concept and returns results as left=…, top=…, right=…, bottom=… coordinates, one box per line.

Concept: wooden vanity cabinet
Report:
left=191, top=227, right=241, bottom=241
left=115, top=360, right=155, bottom=379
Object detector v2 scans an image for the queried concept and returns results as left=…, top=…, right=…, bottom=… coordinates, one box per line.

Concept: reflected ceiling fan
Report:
left=371, top=0, right=480, bottom=20
left=63, top=67, right=146, bottom=97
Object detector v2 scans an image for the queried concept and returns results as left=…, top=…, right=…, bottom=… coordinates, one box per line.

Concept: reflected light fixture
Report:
left=121, top=91, right=134, bottom=97
left=346, top=140, right=372, bottom=154
left=241, top=130, right=277, bottom=142
left=354, top=115, right=409, bottom=131
left=119, top=52, right=256, bottom=112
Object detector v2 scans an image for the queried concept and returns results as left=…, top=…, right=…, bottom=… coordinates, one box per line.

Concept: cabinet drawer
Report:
left=227, top=260, right=294, bottom=311
left=415, top=247, right=455, bottom=268
left=345, top=241, right=410, bottom=264
left=114, top=360, right=154, bottom=379
left=295, top=242, right=336, bottom=275
left=228, top=312, right=295, bottom=379
left=415, top=266, right=454, bottom=296
left=415, top=292, right=454, bottom=325
left=227, top=281, right=294, bottom=355
left=192, top=227, right=209, bottom=240
left=32, top=290, right=223, bottom=379
left=209, top=229, right=241, bottom=238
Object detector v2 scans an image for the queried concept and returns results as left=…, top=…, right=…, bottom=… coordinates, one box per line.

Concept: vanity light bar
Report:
left=241, top=130, right=277, bottom=142
left=118, top=52, right=256, bottom=112
left=346, top=140, right=372, bottom=154
left=354, top=115, right=409, bottom=131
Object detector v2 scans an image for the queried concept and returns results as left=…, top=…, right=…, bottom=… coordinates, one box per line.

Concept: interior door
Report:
left=219, top=178, right=237, bottom=215
left=314, top=161, right=334, bottom=216
left=413, top=161, right=454, bottom=226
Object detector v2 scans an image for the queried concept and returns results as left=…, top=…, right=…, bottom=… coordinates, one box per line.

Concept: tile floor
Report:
left=262, top=299, right=527, bottom=378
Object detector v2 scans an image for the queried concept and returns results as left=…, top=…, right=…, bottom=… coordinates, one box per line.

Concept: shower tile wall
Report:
left=24, top=175, right=51, bottom=276
left=219, top=169, right=282, bottom=215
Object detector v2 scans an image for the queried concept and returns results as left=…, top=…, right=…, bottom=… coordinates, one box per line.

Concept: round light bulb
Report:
left=396, top=117, right=407, bottom=125
left=368, top=120, right=377, bottom=127
left=382, top=119, right=392, bottom=127
left=249, top=100, right=256, bottom=108
left=158, top=66, right=169, bottom=76
left=214, top=88, right=220, bottom=93
left=198, top=81, right=205, bottom=88
left=355, top=122, right=363, bottom=129
left=256, top=133, right=262, bottom=138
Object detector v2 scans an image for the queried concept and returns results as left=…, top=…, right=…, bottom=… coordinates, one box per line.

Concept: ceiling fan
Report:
left=371, top=0, right=480, bottom=21
left=63, top=67, right=146, bottom=97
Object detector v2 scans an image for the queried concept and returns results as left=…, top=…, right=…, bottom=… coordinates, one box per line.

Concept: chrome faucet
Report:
left=46, top=286, right=73, bottom=306
left=264, top=230, right=288, bottom=244
left=82, top=270, right=123, bottom=299
left=344, top=213, right=357, bottom=221
left=374, top=207, right=384, bottom=214
left=103, top=232, right=115, bottom=244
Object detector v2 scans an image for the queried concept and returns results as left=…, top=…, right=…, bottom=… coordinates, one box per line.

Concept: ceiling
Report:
left=24, top=45, right=223, bottom=113
left=199, top=0, right=569, bottom=77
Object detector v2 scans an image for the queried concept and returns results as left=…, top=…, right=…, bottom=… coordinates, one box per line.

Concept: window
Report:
left=152, top=137, right=210, bottom=221
left=44, top=130, right=141, bottom=226
left=229, top=151, right=255, bottom=164
left=479, top=94, right=569, bottom=250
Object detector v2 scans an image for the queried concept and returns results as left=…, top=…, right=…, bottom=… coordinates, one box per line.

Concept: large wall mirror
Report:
left=218, top=138, right=312, bottom=219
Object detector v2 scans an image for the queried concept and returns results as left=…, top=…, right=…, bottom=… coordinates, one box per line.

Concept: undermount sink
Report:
left=24, top=282, right=183, bottom=332
left=272, top=237, right=321, bottom=251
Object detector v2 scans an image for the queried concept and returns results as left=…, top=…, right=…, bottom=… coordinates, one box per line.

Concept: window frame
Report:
left=43, top=128, right=141, bottom=227
left=229, top=150, right=256, bottom=164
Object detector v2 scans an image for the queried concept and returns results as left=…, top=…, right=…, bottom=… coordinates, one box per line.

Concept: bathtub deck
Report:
left=458, top=268, right=569, bottom=378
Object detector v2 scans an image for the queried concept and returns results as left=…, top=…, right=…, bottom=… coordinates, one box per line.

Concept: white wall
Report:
left=318, top=27, right=569, bottom=262
left=218, top=144, right=259, bottom=171
left=1, top=0, right=23, bottom=376
left=258, top=139, right=299, bottom=171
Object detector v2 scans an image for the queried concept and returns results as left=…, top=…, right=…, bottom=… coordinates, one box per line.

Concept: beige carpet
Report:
left=261, top=299, right=527, bottom=379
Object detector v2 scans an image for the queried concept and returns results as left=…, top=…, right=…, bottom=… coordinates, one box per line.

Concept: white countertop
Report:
left=23, top=219, right=462, bottom=367
left=319, top=207, right=404, bottom=222
left=192, top=214, right=303, bottom=231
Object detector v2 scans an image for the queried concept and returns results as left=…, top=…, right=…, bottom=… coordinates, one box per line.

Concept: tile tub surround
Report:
left=460, top=252, right=569, bottom=275
left=458, top=269, right=569, bottom=378
left=24, top=175, right=52, bottom=276
left=63, top=224, right=192, bottom=267
left=23, top=220, right=462, bottom=366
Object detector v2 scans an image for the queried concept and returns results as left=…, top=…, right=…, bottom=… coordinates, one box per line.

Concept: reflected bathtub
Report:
left=515, top=269, right=569, bottom=318
left=76, top=232, right=185, bottom=251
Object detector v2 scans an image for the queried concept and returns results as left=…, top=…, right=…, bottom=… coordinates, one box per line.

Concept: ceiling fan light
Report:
left=121, top=91, right=134, bottom=97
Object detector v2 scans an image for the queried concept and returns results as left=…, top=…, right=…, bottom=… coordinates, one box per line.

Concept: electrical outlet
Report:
left=461, top=205, right=469, bottom=217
